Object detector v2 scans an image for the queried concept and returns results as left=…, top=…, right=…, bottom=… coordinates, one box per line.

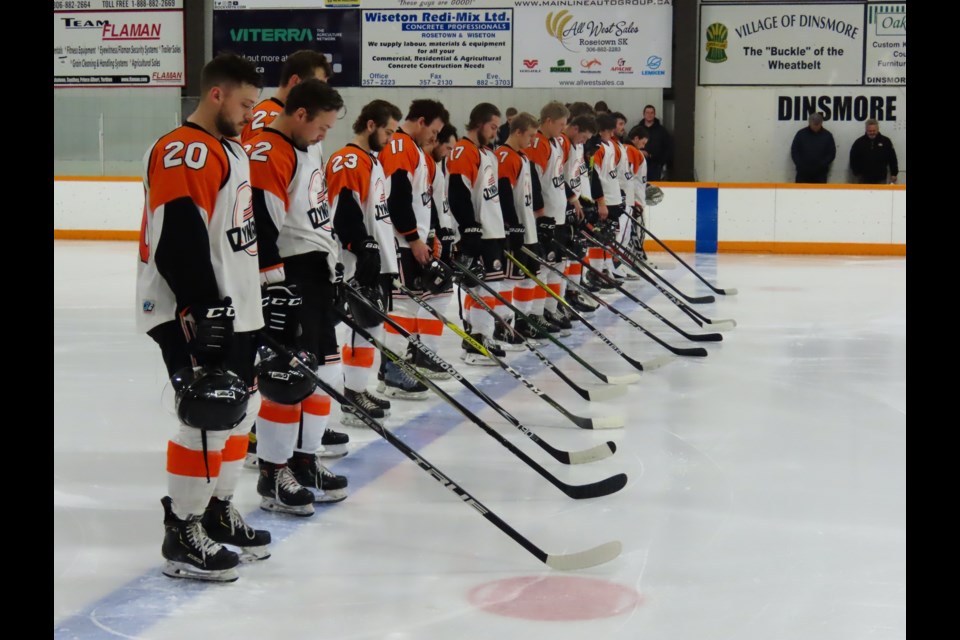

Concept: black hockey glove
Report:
left=459, top=224, right=483, bottom=259
left=438, top=227, right=456, bottom=263
left=261, top=283, right=302, bottom=344
left=507, top=225, right=526, bottom=252
left=354, top=236, right=381, bottom=288
left=180, top=298, right=236, bottom=366
left=536, top=217, right=557, bottom=262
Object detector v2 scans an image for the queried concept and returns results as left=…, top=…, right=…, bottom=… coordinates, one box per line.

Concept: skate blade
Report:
left=238, top=546, right=271, bottom=563
left=381, top=388, right=431, bottom=400
left=417, top=367, right=453, bottom=380
left=162, top=561, right=239, bottom=583
left=461, top=353, right=498, bottom=366
left=317, top=447, right=348, bottom=460
left=243, top=456, right=259, bottom=470
left=309, top=487, right=348, bottom=504
left=259, top=497, right=315, bottom=517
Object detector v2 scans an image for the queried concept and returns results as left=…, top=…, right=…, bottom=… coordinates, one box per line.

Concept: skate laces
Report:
left=224, top=501, right=257, bottom=540
left=277, top=466, right=306, bottom=493
left=186, top=518, right=224, bottom=559
left=389, top=361, right=419, bottom=388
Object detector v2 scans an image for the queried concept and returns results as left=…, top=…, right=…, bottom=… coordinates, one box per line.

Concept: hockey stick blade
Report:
left=720, top=287, right=738, bottom=296
left=703, top=319, right=737, bottom=330
left=563, top=472, right=628, bottom=500
left=581, top=384, right=627, bottom=402
left=604, top=373, right=643, bottom=385
left=567, top=441, right=618, bottom=465
left=636, top=354, right=676, bottom=371
left=582, top=414, right=626, bottom=430
left=546, top=540, right=623, bottom=571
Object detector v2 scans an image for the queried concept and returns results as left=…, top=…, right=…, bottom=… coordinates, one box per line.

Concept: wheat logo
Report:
left=705, top=23, right=728, bottom=63
left=546, top=10, right=576, bottom=51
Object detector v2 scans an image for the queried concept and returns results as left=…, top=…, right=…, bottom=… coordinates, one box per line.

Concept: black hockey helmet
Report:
left=453, top=254, right=486, bottom=285
left=345, top=282, right=386, bottom=329
left=256, top=348, right=318, bottom=405
left=420, top=259, right=453, bottom=294
left=645, top=184, right=664, bottom=206
left=171, top=366, right=250, bottom=431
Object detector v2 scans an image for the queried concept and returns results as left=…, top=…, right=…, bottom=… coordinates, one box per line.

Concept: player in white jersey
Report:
left=561, top=114, right=600, bottom=312
left=495, top=112, right=543, bottom=345
left=526, top=101, right=573, bottom=335
left=447, top=102, right=506, bottom=365
left=624, top=125, right=651, bottom=265
left=378, top=99, right=448, bottom=396
left=585, top=113, right=623, bottom=293
left=136, top=54, right=266, bottom=582
left=245, top=79, right=348, bottom=516
left=328, top=100, right=402, bottom=426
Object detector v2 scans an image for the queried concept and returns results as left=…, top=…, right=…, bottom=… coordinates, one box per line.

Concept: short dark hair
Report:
left=201, top=53, right=262, bottom=93
left=284, top=78, right=344, bottom=120
left=279, top=50, right=333, bottom=86
left=505, top=107, right=518, bottom=118
left=628, top=125, right=650, bottom=141
left=466, top=103, right=501, bottom=130
left=406, top=99, right=449, bottom=126
left=568, top=102, right=594, bottom=118
left=643, top=104, right=656, bottom=113
left=510, top=112, right=538, bottom=134
left=611, top=111, right=626, bottom=123
left=352, top=99, right=402, bottom=134
left=438, top=123, right=458, bottom=143
left=596, top=113, right=617, bottom=133
left=570, top=115, right=597, bottom=134
left=594, top=100, right=610, bottom=113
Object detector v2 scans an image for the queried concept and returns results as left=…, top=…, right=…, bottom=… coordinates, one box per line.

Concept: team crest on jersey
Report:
left=482, top=166, right=499, bottom=202
left=421, top=191, right=432, bottom=207
left=570, top=176, right=581, bottom=189
left=625, top=171, right=634, bottom=180
left=608, top=170, right=618, bottom=179
left=307, top=170, right=331, bottom=231
left=227, top=182, right=258, bottom=254
left=142, top=300, right=155, bottom=313
left=374, top=177, right=390, bottom=222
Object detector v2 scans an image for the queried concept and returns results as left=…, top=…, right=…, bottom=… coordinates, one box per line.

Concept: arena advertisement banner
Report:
left=699, top=3, right=866, bottom=86
left=212, top=9, right=362, bottom=87
left=361, top=8, right=512, bottom=88
left=864, top=3, right=905, bottom=86
left=513, top=0, right=673, bottom=89
left=53, top=0, right=185, bottom=88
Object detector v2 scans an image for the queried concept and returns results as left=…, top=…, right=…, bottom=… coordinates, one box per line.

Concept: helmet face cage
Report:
left=345, top=284, right=385, bottom=329
left=645, top=185, right=664, bottom=206
left=172, top=366, right=250, bottom=431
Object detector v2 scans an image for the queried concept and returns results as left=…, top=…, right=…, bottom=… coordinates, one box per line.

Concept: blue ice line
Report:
left=54, top=268, right=688, bottom=639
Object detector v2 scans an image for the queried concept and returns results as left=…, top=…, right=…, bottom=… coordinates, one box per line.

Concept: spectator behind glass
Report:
left=849, top=118, right=899, bottom=184
left=640, top=105, right=672, bottom=181
left=791, top=112, right=836, bottom=184
left=497, top=107, right=518, bottom=145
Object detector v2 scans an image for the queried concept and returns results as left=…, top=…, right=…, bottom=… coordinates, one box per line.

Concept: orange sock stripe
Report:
left=385, top=314, right=417, bottom=335
left=167, top=441, right=222, bottom=478
left=464, top=295, right=500, bottom=310
left=342, top=345, right=375, bottom=367
left=499, top=290, right=513, bottom=303
left=513, top=286, right=537, bottom=302
left=566, top=263, right=582, bottom=276
left=587, top=247, right=604, bottom=260
left=548, top=283, right=562, bottom=295
left=417, top=317, right=445, bottom=336
left=303, top=394, right=332, bottom=416
left=259, top=398, right=302, bottom=423
left=221, top=434, right=249, bottom=462
left=535, top=287, right=548, bottom=299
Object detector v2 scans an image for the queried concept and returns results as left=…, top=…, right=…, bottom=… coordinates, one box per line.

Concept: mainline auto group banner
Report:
left=54, top=0, right=185, bottom=88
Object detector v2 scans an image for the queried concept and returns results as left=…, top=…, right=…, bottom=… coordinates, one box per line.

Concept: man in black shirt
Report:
left=791, top=112, right=836, bottom=184
left=850, top=118, right=899, bottom=184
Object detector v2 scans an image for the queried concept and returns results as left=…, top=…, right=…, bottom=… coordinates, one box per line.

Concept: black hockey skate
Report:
left=257, top=461, right=315, bottom=517
left=340, top=388, right=385, bottom=427
left=202, top=496, right=271, bottom=562
left=320, top=428, right=350, bottom=459
left=288, top=452, right=348, bottom=503
left=161, top=496, right=240, bottom=582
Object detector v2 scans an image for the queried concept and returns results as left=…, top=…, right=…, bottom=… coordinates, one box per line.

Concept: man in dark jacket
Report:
left=849, top=119, right=899, bottom=184
left=640, top=105, right=671, bottom=181
left=791, top=112, right=836, bottom=183
left=496, top=107, right=517, bottom=145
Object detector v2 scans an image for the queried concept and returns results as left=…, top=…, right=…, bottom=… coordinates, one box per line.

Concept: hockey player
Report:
left=623, top=125, right=651, bottom=266
left=378, top=99, right=449, bottom=396
left=136, top=54, right=268, bottom=582
left=526, top=101, right=573, bottom=336
left=495, top=112, right=543, bottom=345
left=560, top=114, right=599, bottom=312
left=446, top=103, right=507, bottom=365
left=328, top=100, right=403, bottom=425
left=585, top=112, right=624, bottom=293
left=240, top=50, right=332, bottom=144
left=246, top=78, right=349, bottom=515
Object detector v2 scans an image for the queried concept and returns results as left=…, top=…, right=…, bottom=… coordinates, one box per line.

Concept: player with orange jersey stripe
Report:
left=245, top=79, right=348, bottom=515
left=327, top=100, right=402, bottom=426
left=584, top=113, right=624, bottom=291
left=624, top=125, right=652, bottom=264
left=239, top=50, right=332, bottom=146
left=495, top=112, right=546, bottom=346
left=446, top=102, right=506, bottom=365
left=136, top=54, right=266, bottom=583
left=560, top=113, right=600, bottom=313
left=377, top=99, right=449, bottom=393
left=525, top=101, right=574, bottom=336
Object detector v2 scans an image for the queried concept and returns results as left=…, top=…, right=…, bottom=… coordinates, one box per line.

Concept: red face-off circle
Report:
left=468, top=576, right=642, bottom=621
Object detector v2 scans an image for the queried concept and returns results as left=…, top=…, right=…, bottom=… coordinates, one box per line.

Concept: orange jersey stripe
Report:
left=147, top=124, right=229, bottom=221
left=246, top=129, right=297, bottom=209
left=447, top=138, right=481, bottom=184
left=326, top=146, right=373, bottom=205
left=379, top=130, right=421, bottom=179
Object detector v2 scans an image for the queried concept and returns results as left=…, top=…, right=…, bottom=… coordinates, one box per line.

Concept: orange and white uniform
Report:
left=525, top=132, right=567, bottom=223
left=446, top=137, right=503, bottom=239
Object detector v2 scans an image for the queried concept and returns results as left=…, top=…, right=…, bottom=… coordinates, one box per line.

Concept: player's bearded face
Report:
left=216, top=84, right=259, bottom=138
left=477, top=116, right=500, bottom=146
left=369, top=118, right=398, bottom=153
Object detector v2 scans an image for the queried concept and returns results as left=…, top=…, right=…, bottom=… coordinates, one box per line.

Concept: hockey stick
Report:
left=258, top=332, right=622, bottom=570
left=449, top=259, right=644, bottom=386
left=585, top=225, right=716, bottom=305
left=344, top=289, right=623, bottom=474
left=522, top=247, right=709, bottom=357
left=500, top=253, right=678, bottom=372
left=551, top=243, right=723, bottom=343
left=453, top=278, right=625, bottom=403
left=581, top=230, right=737, bottom=330
left=632, top=215, right=738, bottom=296
left=393, top=279, right=624, bottom=428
